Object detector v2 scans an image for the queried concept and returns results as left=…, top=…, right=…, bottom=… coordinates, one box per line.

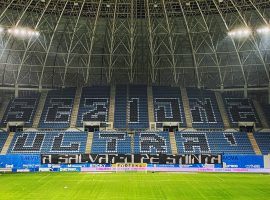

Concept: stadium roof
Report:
left=0, top=0, right=269, bottom=91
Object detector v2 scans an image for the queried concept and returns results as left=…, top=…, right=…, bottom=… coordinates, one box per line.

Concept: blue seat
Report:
left=39, top=88, right=76, bottom=129
left=253, top=132, right=270, bottom=155
left=223, top=95, right=261, bottom=128
left=134, top=132, right=172, bottom=154
left=91, top=132, right=131, bottom=154
left=77, top=86, right=110, bottom=127
left=175, top=131, right=255, bottom=154
left=152, top=86, right=186, bottom=127
left=0, top=132, right=8, bottom=152
left=8, top=131, right=88, bottom=154
left=128, top=85, right=149, bottom=130
left=187, top=88, right=224, bottom=129
left=1, top=93, right=40, bottom=127
left=114, top=85, right=128, bottom=129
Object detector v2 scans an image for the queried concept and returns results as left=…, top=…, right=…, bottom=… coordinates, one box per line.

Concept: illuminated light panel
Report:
left=7, top=27, right=40, bottom=38
left=0, top=27, right=4, bottom=33
left=257, top=26, right=270, bottom=34
left=228, top=28, right=251, bottom=37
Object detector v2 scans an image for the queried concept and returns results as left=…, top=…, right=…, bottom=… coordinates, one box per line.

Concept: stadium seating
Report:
left=39, top=88, right=76, bottom=129
left=175, top=131, right=255, bottom=154
left=114, top=85, right=128, bottom=129
left=187, top=88, right=223, bottom=129
left=128, top=85, right=149, bottom=130
left=0, top=132, right=8, bottom=152
left=223, top=95, right=261, bottom=127
left=7, top=131, right=88, bottom=154
left=1, top=93, right=40, bottom=127
left=91, top=132, right=131, bottom=154
left=152, top=86, right=186, bottom=127
left=77, top=86, right=110, bottom=127
left=253, top=132, right=270, bottom=155
left=134, top=132, right=172, bottom=154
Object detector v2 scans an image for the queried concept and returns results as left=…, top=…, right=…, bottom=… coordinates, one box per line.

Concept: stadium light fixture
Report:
left=0, top=27, right=4, bottom=33
left=228, top=28, right=251, bottom=38
left=256, top=26, right=270, bottom=34
left=7, top=27, right=40, bottom=38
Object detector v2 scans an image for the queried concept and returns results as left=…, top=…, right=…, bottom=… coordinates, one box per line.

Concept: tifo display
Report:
left=0, top=85, right=270, bottom=173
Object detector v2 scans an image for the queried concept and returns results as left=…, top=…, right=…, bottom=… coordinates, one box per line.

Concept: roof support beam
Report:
left=39, top=0, right=69, bottom=88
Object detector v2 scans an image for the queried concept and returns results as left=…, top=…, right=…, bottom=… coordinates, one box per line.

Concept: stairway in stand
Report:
left=169, top=132, right=178, bottom=154
left=215, top=92, right=230, bottom=129
left=147, top=86, right=155, bottom=124
left=180, top=87, right=192, bottom=128
left=253, top=100, right=269, bottom=128
left=130, top=133, right=134, bottom=154
left=247, top=132, right=262, bottom=155
left=0, top=132, right=14, bottom=155
left=108, top=85, right=116, bottom=126
left=70, top=87, right=82, bottom=128
left=85, top=132, right=94, bottom=154
left=32, top=92, right=48, bottom=128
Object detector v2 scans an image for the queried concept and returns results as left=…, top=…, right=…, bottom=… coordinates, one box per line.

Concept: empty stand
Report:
left=114, top=85, right=128, bottom=129
left=180, top=87, right=192, bottom=128
left=187, top=88, right=224, bottom=129
left=76, top=86, right=110, bottom=127
left=175, top=131, right=255, bottom=154
left=247, top=132, right=262, bottom=155
left=223, top=95, right=261, bottom=127
left=253, top=101, right=269, bottom=128
left=253, top=132, right=270, bottom=155
left=215, top=92, right=230, bottom=129
left=39, top=88, right=76, bottom=129
left=8, top=132, right=88, bottom=154
left=152, top=86, right=186, bottom=127
left=33, top=92, right=48, bottom=128
left=147, top=86, right=155, bottom=124
left=128, top=85, right=149, bottom=130
left=108, top=85, right=116, bottom=125
left=1, top=93, right=40, bottom=127
left=91, top=132, right=131, bottom=154
left=70, top=87, right=82, bottom=128
left=0, top=132, right=9, bottom=154
left=134, top=132, right=172, bottom=154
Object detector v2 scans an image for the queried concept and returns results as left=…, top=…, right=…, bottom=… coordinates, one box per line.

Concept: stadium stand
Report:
left=114, top=85, right=128, bottom=129
left=39, top=88, right=76, bottom=129
left=186, top=88, right=224, bottom=129
left=175, top=131, right=255, bottom=154
left=1, top=93, right=40, bottom=127
left=128, top=85, right=149, bottom=130
left=222, top=95, right=261, bottom=128
left=134, top=132, right=172, bottom=154
left=152, top=86, right=186, bottom=127
left=260, top=104, right=270, bottom=127
left=253, top=132, right=270, bottom=155
left=7, top=131, right=88, bottom=154
left=0, top=132, right=8, bottom=152
left=76, top=86, right=110, bottom=127
left=91, top=132, right=131, bottom=154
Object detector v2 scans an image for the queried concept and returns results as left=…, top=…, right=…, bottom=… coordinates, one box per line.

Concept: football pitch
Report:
left=0, top=172, right=270, bottom=200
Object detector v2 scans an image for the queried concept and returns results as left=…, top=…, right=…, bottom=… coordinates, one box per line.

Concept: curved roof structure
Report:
left=0, top=0, right=269, bottom=89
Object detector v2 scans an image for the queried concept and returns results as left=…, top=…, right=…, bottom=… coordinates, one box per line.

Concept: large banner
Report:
left=222, top=154, right=264, bottom=168
left=41, top=154, right=222, bottom=165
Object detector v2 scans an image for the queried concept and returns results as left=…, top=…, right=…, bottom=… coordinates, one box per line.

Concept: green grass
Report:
left=0, top=172, right=270, bottom=200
